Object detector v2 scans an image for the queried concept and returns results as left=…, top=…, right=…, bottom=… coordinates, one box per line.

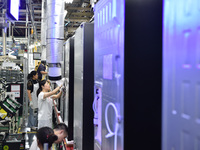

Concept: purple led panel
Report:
left=94, top=0, right=124, bottom=150
left=103, top=54, right=113, bottom=80
left=162, top=0, right=200, bottom=150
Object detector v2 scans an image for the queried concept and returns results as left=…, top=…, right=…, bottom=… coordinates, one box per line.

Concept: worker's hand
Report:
left=30, top=101, right=34, bottom=109
left=60, top=85, right=65, bottom=91
left=51, top=95, right=57, bottom=100
left=56, top=78, right=65, bottom=87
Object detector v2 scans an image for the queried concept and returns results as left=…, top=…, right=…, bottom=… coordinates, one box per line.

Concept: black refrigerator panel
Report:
left=125, top=0, right=162, bottom=149
left=63, top=37, right=74, bottom=141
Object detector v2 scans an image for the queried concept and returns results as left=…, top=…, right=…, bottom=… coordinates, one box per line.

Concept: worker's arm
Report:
left=43, top=86, right=61, bottom=99
left=40, top=71, right=48, bottom=75
left=51, top=90, right=62, bottom=100
left=27, top=90, right=32, bottom=101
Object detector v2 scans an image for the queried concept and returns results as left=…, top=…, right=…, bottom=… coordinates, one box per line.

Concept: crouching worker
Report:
left=36, top=127, right=57, bottom=150
left=30, top=123, right=68, bottom=150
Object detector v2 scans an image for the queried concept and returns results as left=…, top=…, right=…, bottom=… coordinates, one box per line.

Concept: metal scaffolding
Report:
left=21, top=58, right=28, bottom=130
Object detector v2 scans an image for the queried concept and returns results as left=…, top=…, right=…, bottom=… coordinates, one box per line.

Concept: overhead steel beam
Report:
left=34, top=16, right=42, bottom=19
left=32, top=3, right=42, bottom=7
left=70, top=12, right=93, bottom=16
left=67, top=16, right=90, bottom=20
left=65, top=18, right=89, bottom=22
left=13, top=25, right=41, bottom=29
left=11, top=21, right=41, bottom=24
left=65, top=6, right=91, bottom=11
left=68, top=16, right=90, bottom=20
left=13, top=26, right=29, bottom=28
left=73, top=0, right=82, bottom=2
left=20, top=9, right=41, bottom=13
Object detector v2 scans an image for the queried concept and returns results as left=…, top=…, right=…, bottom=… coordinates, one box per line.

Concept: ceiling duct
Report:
left=46, top=0, right=65, bottom=81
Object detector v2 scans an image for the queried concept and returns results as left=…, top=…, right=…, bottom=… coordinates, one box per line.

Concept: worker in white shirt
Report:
left=36, top=80, right=63, bottom=128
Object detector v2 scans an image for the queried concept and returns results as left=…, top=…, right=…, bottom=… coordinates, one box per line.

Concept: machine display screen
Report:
left=33, top=52, right=41, bottom=60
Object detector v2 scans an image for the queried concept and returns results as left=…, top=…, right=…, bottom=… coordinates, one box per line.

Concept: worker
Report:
left=35, top=62, right=41, bottom=71
left=37, top=60, right=48, bottom=81
left=36, top=80, right=63, bottom=128
left=33, top=127, right=57, bottom=150
left=30, top=123, right=68, bottom=150
left=27, top=70, right=39, bottom=130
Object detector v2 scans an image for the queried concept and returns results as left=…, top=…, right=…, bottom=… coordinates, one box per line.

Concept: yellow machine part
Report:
left=0, top=108, right=7, bottom=119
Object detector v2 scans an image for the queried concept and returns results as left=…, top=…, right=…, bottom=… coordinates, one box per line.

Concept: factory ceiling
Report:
left=0, top=0, right=94, bottom=42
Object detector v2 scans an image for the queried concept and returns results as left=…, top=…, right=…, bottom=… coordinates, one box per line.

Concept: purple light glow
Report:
left=197, top=64, right=200, bottom=69
left=103, top=54, right=113, bottom=80
left=182, top=64, right=191, bottom=69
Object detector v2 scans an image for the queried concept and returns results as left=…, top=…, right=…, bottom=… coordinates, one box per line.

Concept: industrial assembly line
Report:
left=0, top=0, right=200, bottom=150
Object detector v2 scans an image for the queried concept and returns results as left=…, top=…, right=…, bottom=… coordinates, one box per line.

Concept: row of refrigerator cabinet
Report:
left=57, top=22, right=123, bottom=150
left=59, top=20, right=161, bottom=150
left=53, top=0, right=163, bottom=149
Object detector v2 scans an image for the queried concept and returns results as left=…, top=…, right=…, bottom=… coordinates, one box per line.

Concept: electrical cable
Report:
left=105, top=102, right=120, bottom=150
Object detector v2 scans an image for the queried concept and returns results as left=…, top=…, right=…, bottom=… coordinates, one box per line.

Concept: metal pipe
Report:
left=8, top=21, right=11, bottom=37
left=20, top=9, right=41, bottom=13
left=12, top=26, right=13, bottom=37
left=13, top=26, right=29, bottom=28
left=28, top=24, right=30, bottom=64
left=21, top=58, right=29, bottom=130
left=26, top=0, right=38, bottom=41
left=20, top=0, right=30, bottom=131
left=2, top=27, right=6, bottom=56
left=41, top=0, right=47, bottom=60
left=2, top=9, right=6, bottom=56
left=10, top=20, right=40, bottom=23
left=46, top=0, right=65, bottom=80
left=26, top=5, right=28, bottom=38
